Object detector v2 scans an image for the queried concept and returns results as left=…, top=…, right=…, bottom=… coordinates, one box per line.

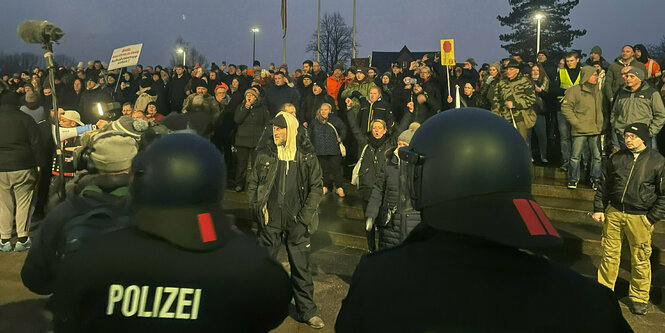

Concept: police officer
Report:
left=47, top=133, right=292, bottom=332
left=248, top=111, right=325, bottom=329
left=336, top=108, right=631, bottom=332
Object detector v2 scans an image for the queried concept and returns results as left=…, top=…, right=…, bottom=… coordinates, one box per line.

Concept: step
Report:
left=532, top=177, right=596, bottom=201
left=534, top=165, right=567, bottom=180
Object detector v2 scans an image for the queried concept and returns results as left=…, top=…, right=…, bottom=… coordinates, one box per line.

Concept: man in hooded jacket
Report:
left=560, top=66, right=604, bottom=190
left=247, top=112, right=325, bottom=329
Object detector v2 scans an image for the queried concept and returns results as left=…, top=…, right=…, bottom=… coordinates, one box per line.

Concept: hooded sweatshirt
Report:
left=268, top=112, right=301, bottom=219
left=560, top=66, right=603, bottom=136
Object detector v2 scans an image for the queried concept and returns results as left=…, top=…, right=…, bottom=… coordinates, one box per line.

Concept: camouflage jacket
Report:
left=491, top=73, right=536, bottom=121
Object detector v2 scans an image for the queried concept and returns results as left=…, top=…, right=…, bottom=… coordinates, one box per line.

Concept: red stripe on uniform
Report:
left=197, top=213, right=217, bottom=243
left=513, top=199, right=546, bottom=236
left=528, top=200, right=560, bottom=237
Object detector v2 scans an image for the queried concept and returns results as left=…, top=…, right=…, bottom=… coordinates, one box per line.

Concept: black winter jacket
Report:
left=78, top=86, right=112, bottom=124
left=308, top=115, right=347, bottom=156
left=248, top=131, right=323, bottom=234
left=357, top=98, right=394, bottom=133
left=594, top=147, right=665, bottom=224
left=300, top=92, right=336, bottom=125
left=265, top=84, right=300, bottom=116
left=349, top=110, right=414, bottom=201
left=22, top=173, right=131, bottom=296
left=234, top=100, right=270, bottom=148
left=0, top=104, right=41, bottom=171
left=366, top=153, right=421, bottom=249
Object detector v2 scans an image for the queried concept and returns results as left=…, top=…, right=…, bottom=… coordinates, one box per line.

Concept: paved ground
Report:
left=1, top=192, right=665, bottom=331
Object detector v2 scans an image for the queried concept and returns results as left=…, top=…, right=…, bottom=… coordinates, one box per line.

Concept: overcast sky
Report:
left=2, top=0, right=664, bottom=71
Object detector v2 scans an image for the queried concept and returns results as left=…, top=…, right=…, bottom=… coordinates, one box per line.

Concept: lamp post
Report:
left=251, top=27, right=260, bottom=64
left=534, top=14, right=544, bottom=55
left=177, top=48, right=186, bottom=67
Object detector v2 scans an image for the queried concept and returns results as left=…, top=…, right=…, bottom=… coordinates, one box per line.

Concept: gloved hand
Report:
left=365, top=217, right=374, bottom=232
left=352, top=90, right=363, bottom=100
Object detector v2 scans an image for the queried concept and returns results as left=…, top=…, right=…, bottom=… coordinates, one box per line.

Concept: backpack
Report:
left=62, top=184, right=132, bottom=253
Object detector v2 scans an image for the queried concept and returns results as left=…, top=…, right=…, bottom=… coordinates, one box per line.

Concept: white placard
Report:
left=107, top=44, right=143, bottom=71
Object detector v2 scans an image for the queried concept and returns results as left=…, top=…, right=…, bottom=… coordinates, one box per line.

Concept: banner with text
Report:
left=108, top=44, right=143, bottom=71
left=440, top=39, right=455, bottom=66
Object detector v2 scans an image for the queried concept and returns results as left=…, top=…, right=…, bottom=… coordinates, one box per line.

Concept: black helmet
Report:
left=131, top=133, right=229, bottom=250
left=399, top=108, right=561, bottom=248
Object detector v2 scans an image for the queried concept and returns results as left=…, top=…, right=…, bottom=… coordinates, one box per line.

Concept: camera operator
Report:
left=22, top=130, right=138, bottom=295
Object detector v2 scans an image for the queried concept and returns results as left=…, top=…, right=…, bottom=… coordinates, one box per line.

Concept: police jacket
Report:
left=594, top=147, right=665, bottom=224
left=611, top=82, right=665, bottom=136
left=365, top=152, right=421, bottom=249
left=248, top=131, right=323, bottom=234
left=336, top=224, right=632, bottom=332
left=49, top=213, right=291, bottom=333
left=348, top=110, right=414, bottom=201
left=22, top=173, right=131, bottom=296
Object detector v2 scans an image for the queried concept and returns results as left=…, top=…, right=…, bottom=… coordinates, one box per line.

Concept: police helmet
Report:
left=398, top=108, right=561, bottom=248
left=131, top=133, right=229, bottom=250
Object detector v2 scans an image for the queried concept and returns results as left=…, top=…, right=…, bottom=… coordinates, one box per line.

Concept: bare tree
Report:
left=169, top=36, right=208, bottom=68
left=0, top=52, right=43, bottom=74
left=305, top=12, right=358, bottom=72
left=54, top=54, right=79, bottom=68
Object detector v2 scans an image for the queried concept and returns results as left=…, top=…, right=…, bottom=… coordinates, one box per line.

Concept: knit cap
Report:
left=624, top=123, right=650, bottom=143
left=398, top=122, right=421, bottom=145
left=90, top=132, right=138, bottom=172
left=590, top=46, right=602, bottom=56
left=626, top=67, right=645, bottom=81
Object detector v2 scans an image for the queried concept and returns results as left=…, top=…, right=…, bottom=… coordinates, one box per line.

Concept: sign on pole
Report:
left=440, top=39, right=455, bottom=66
left=108, top=44, right=143, bottom=71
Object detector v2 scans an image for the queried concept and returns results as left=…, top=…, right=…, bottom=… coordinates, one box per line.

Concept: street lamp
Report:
left=534, top=13, right=545, bottom=55
left=251, top=27, right=260, bottom=64
left=177, top=48, right=186, bottom=67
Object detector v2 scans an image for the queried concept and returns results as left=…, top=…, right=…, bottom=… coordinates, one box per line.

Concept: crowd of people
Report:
left=0, top=41, right=664, bottom=330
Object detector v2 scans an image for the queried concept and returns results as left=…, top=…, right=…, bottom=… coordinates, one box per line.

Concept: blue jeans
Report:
left=558, top=112, right=571, bottom=163
left=568, top=135, right=601, bottom=183
left=527, top=114, right=548, bottom=160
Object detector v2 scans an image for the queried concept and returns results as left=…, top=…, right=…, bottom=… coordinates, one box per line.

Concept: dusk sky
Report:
left=2, top=0, right=664, bottom=71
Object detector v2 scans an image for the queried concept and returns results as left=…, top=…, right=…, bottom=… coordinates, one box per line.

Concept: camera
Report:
left=405, top=78, right=418, bottom=85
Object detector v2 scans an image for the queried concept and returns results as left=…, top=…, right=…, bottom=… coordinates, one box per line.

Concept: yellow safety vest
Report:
left=558, top=68, right=580, bottom=98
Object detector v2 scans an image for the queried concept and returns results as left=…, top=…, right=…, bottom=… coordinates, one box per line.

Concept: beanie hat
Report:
left=90, top=133, right=138, bottom=172
left=590, top=45, right=602, bottom=56
left=214, top=82, right=229, bottom=92
left=398, top=122, right=421, bottom=145
left=25, top=91, right=39, bottom=103
left=111, top=116, right=147, bottom=138
left=244, top=87, right=259, bottom=99
left=333, top=63, right=344, bottom=71
left=193, top=78, right=208, bottom=90
left=355, top=67, right=368, bottom=76
left=624, top=123, right=650, bottom=143
left=253, top=60, right=261, bottom=67
left=626, top=67, right=645, bottom=81
left=505, top=59, right=521, bottom=69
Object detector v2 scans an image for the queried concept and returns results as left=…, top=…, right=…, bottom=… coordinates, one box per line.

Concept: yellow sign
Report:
left=440, top=39, right=455, bottom=66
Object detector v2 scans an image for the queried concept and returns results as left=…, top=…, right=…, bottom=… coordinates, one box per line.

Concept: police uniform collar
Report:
left=135, top=205, right=234, bottom=251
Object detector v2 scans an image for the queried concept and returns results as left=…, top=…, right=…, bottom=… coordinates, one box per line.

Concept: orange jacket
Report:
left=326, top=76, right=344, bottom=107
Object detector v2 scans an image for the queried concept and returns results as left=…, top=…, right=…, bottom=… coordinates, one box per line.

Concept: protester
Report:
left=308, top=103, right=347, bottom=197
left=364, top=122, right=420, bottom=250
left=341, top=68, right=377, bottom=118
left=491, top=59, right=536, bottom=142
left=248, top=112, right=325, bottom=329
left=634, top=44, right=661, bottom=83
left=529, top=64, right=550, bottom=163
left=300, top=82, right=335, bottom=127
left=593, top=122, right=665, bottom=315
left=233, top=88, right=270, bottom=192
left=0, top=91, right=41, bottom=252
